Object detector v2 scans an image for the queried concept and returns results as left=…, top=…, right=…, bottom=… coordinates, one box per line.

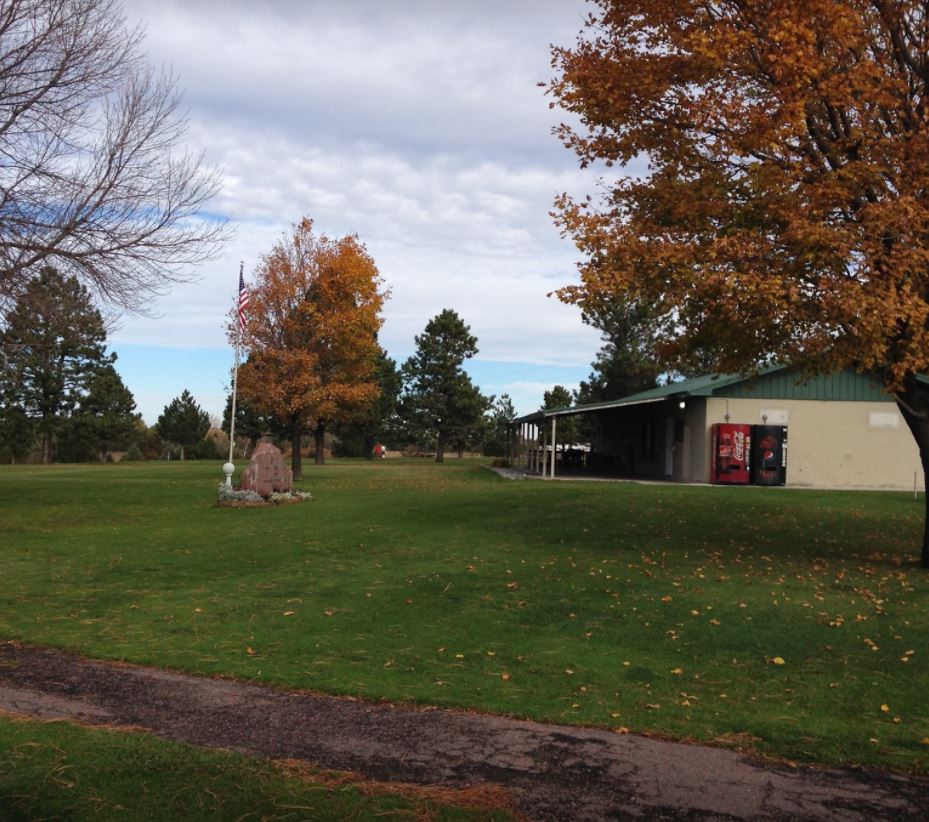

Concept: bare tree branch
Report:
left=0, top=0, right=227, bottom=318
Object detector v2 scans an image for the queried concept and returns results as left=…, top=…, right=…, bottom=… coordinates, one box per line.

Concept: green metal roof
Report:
left=511, top=365, right=906, bottom=424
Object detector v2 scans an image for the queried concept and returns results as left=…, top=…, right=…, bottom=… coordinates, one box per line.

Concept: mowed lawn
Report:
left=2, top=459, right=928, bottom=774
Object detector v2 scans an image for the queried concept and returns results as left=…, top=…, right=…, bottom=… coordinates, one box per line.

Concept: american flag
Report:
left=237, top=269, right=249, bottom=334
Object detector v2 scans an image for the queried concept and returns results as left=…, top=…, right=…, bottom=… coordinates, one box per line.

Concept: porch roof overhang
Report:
left=508, top=366, right=787, bottom=427
left=511, top=396, right=668, bottom=426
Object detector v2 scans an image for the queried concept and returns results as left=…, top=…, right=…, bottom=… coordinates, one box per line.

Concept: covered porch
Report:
left=509, top=393, right=699, bottom=482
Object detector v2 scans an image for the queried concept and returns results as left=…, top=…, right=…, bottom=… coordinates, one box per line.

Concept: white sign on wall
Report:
left=868, top=412, right=900, bottom=429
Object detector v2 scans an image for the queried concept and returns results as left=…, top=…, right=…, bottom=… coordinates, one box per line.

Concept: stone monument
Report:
left=240, top=443, right=293, bottom=496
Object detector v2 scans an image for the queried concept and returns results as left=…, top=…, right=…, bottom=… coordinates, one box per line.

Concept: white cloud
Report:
left=112, top=0, right=612, bottom=401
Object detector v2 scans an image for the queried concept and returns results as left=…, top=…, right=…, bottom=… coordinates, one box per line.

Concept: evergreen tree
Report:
left=156, top=390, right=210, bottom=460
left=445, top=380, right=492, bottom=459
left=542, top=385, right=581, bottom=446
left=575, top=299, right=661, bottom=406
left=484, top=394, right=516, bottom=458
left=0, top=268, right=112, bottom=463
left=129, top=420, right=164, bottom=461
left=334, top=349, right=402, bottom=457
left=0, top=405, right=34, bottom=463
left=402, top=310, right=486, bottom=463
left=60, top=365, right=138, bottom=462
left=222, top=391, right=274, bottom=458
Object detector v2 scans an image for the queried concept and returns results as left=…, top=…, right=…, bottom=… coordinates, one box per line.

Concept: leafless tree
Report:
left=0, top=0, right=226, bottom=317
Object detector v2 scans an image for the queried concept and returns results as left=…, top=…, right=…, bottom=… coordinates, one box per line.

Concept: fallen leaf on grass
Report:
left=501, top=672, right=510, bottom=681
left=283, top=610, right=295, bottom=617
left=323, top=608, right=334, bottom=617
left=246, top=647, right=255, bottom=656
left=646, top=703, right=661, bottom=710
left=771, top=656, right=785, bottom=665
left=670, top=667, right=684, bottom=675
left=880, top=704, right=890, bottom=713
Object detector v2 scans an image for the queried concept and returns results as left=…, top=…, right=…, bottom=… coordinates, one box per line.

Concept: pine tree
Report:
left=483, top=394, right=516, bottom=458
left=0, top=268, right=112, bottom=463
left=64, top=365, right=138, bottom=462
left=156, top=390, right=210, bottom=460
left=402, top=310, right=488, bottom=463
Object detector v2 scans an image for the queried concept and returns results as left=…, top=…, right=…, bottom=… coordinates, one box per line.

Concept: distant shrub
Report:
left=188, top=438, right=222, bottom=460
left=123, top=443, right=144, bottom=461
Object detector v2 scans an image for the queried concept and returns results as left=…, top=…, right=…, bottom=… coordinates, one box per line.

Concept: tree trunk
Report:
left=435, top=431, right=446, bottom=463
left=291, top=422, right=302, bottom=480
left=180, top=445, right=185, bottom=461
left=41, top=430, right=52, bottom=464
left=315, top=423, right=326, bottom=465
left=896, top=378, right=929, bottom=567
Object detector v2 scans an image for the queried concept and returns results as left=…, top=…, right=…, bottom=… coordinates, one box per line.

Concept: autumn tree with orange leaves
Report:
left=235, top=218, right=385, bottom=479
left=550, top=0, right=929, bottom=565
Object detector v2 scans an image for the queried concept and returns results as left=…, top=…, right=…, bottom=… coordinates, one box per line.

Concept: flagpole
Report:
left=223, top=261, right=244, bottom=488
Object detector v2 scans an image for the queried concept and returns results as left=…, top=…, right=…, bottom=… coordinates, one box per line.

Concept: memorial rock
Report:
left=240, top=443, right=293, bottom=496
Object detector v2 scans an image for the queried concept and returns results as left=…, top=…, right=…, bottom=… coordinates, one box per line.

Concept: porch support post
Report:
left=542, top=420, right=548, bottom=479
left=532, top=424, right=538, bottom=473
left=551, top=416, right=557, bottom=480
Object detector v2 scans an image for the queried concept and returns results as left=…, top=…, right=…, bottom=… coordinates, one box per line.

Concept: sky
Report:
left=112, top=0, right=614, bottom=424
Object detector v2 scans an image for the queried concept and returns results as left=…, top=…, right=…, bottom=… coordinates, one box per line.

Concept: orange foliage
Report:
left=234, top=217, right=385, bottom=444
left=549, top=0, right=929, bottom=391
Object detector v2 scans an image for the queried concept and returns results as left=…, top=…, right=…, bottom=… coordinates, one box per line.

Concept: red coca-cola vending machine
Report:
left=711, top=423, right=751, bottom=484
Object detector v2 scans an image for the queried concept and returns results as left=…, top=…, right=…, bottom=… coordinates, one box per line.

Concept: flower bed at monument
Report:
left=217, top=485, right=312, bottom=507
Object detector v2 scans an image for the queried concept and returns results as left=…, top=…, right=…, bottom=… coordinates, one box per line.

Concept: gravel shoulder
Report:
left=0, top=642, right=925, bottom=821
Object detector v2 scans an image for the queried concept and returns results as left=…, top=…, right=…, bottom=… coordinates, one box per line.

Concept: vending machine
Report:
left=751, top=425, right=788, bottom=486
left=711, top=423, right=751, bottom=484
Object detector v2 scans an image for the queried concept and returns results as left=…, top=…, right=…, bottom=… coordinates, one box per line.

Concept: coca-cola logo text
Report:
left=733, top=431, right=745, bottom=462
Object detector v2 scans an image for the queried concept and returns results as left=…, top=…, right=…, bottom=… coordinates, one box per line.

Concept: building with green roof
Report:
left=511, top=365, right=922, bottom=490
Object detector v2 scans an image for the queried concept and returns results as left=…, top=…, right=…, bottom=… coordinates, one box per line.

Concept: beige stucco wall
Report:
left=700, top=397, right=923, bottom=490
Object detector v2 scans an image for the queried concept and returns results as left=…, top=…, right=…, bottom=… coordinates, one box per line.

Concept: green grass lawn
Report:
left=2, top=458, right=928, bottom=774
left=0, top=715, right=511, bottom=820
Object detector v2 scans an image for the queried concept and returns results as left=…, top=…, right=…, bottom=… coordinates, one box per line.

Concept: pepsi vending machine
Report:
left=711, top=423, right=751, bottom=484
left=751, top=425, right=788, bottom=486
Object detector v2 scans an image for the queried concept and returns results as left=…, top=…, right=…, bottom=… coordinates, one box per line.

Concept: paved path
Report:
left=0, top=643, right=926, bottom=821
